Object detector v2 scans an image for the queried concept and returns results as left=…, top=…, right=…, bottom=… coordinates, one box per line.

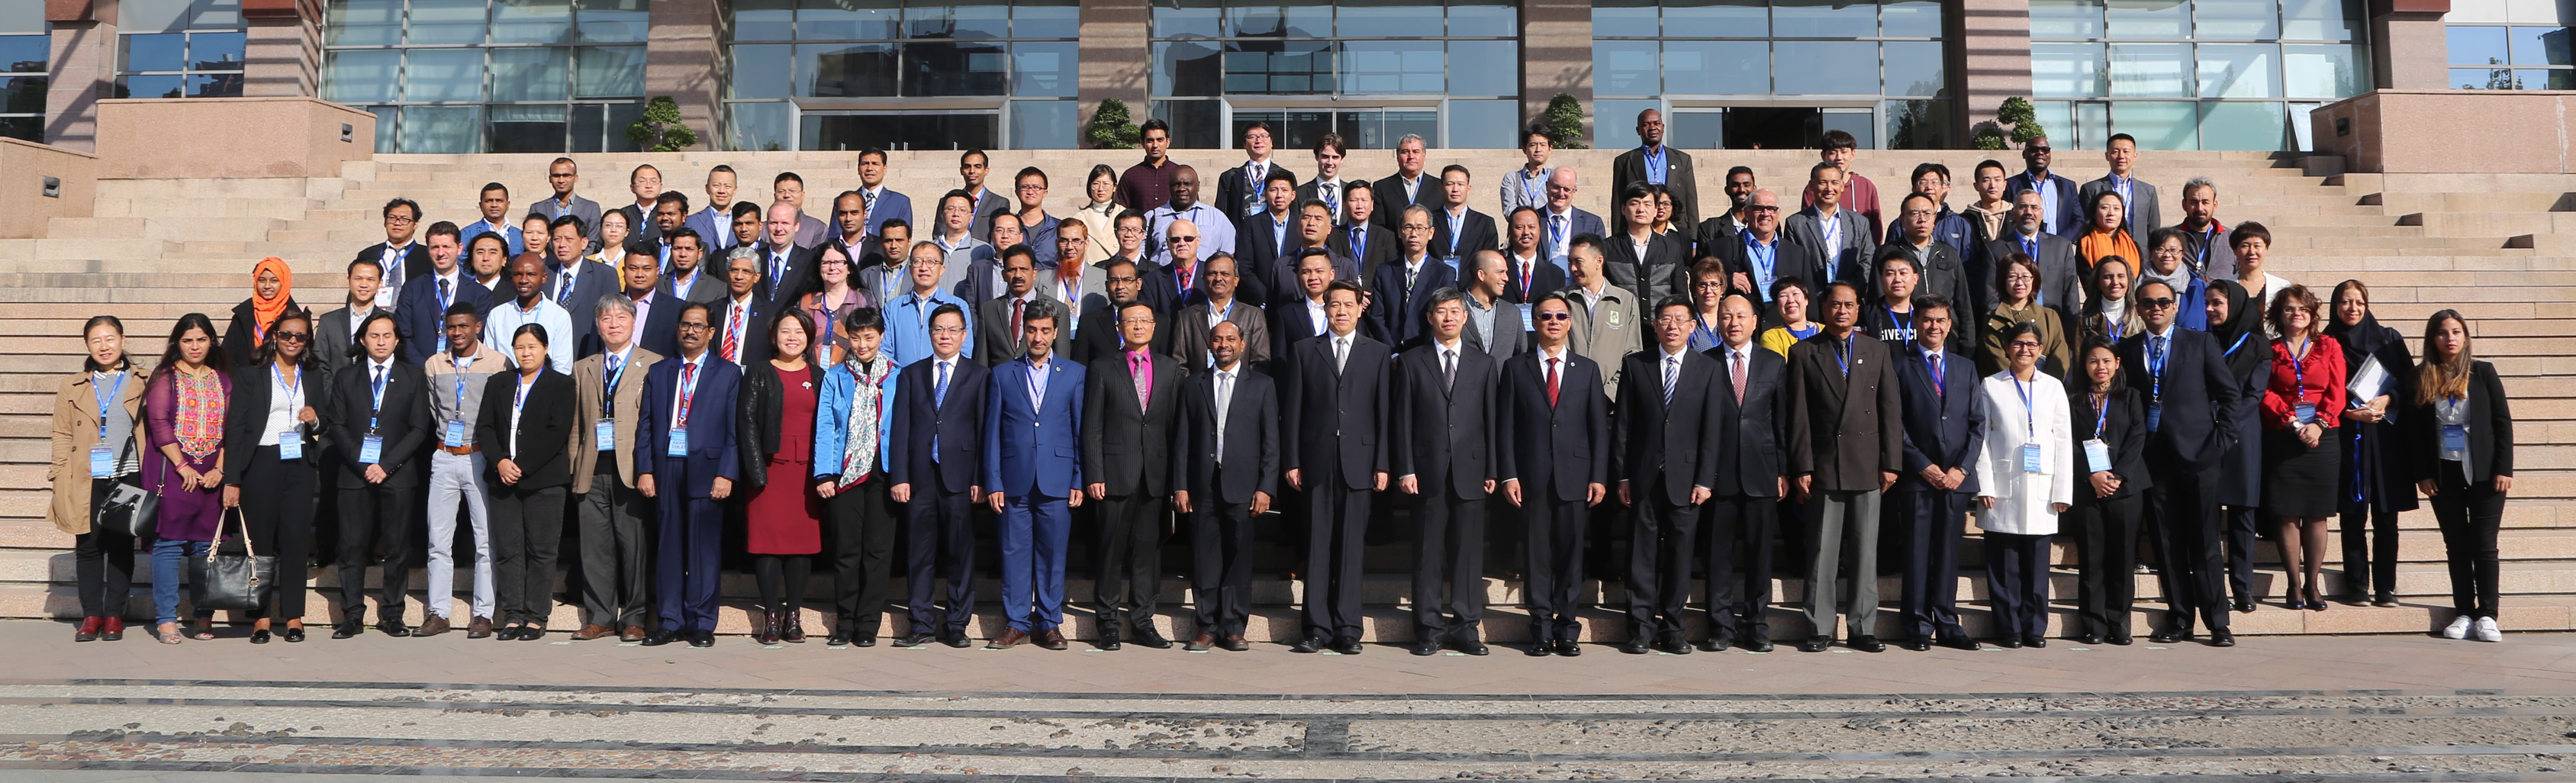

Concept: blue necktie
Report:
left=931, top=359, right=951, bottom=455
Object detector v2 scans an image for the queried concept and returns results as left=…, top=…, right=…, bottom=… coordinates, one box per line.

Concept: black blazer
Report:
left=1214, top=160, right=1297, bottom=223
left=221, top=298, right=298, bottom=369
left=1071, top=301, right=1177, bottom=366
left=1268, top=296, right=1329, bottom=367
left=1180, top=364, right=1280, bottom=504
left=1703, top=343, right=1788, bottom=498
left=887, top=353, right=987, bottom=495
left=1496, top=350, right=1609, bottom=502
left=2116, top=327, right=2243, bottom=470
left=219, top=361, right=321, bottom=483
left=397, top=273, right=491, bottom=365
left=1370, top=175, right=1441, bottom=232
left=473, top=369, right=576, bottom=491
left=1872, top=242, right=1979, bottom=352
left=1501, top=254, right=1567, bottom=304
left=1613, top=348, right=1724, bottom=505
left=1235, top=211, right=1299, bottom=307
left=542, top=259, right=620, bottom=356
left=1330, top=223, right=1399, bottom=282
left=1601, top=231, right=1689, bottom=304
left=2404, top=360, right=2516, bottom=486
left=1785, top=330, right=1904, bottom=491
left=734, top=361, right=817, bottom=491
left=1082, top=351, right=1184, bottom=496
left=1890, top=347, right=1985, bottom=495
left=1280, top=332, right=1393, bottom=490
left=2071, top=385, right=2154, bottom=502
left=1391, top=342, right=1497, bottom=500
left=707, top=295, right=776, bottom=367
left=1428, top=208, right=1500, bottom=263
left=1366, top=256, right=1460, bottom=351
left=628, top=292, right=685, bottom=358
left=321, top=359, right=432, bottom=488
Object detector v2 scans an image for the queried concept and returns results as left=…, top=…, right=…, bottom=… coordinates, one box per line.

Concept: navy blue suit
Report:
left=396, top=272, right=491, bottom=365
left=2004, top=170, right=2087, bottom=237
left=1889, top=345, right=1982, bottom=643
left=635, top=353, right=743, bottom=633
left=2118, top=326, right=2245, bottom=635
left=981, top=356, right=1086, bottom=634
left=888, top=353, right=987, bottom=637
left=1365, top=256, right=1458, bottom=351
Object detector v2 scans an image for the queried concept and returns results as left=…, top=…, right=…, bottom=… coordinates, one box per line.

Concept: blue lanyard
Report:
left=452, top=356, right=472, bottom=422
left=1642, top=146, right=1667, bottom=185
left=1446, top=209, right=1465, bottom=256
left=2145, top=335, right=2167, bottom=400
left=365, top=362, right=388, bottom=430
left=2091, top=391, right=2110, bottom=437
left=2012, top=372, right=2036, bottom=438
left=604, top=349, right=632, bottom=416
left=1744, top=233, right=1776, bottom=300
left=2288, top=337, right=2307, bottom=396
left=2224, top=331, right=2250, bottom=357
left=1521, top=171, right=1544, bottom=206
left=94, top=372, right=125, bottom=440
left=1351, top=227, right=1367, bottom=263
left=1834, top=333, right=1852, bottom=377
left=2199, top=226, right=2219, bottom=270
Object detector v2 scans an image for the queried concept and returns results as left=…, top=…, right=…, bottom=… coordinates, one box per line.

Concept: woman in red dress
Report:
left=737, top=311, right=823, bottom=644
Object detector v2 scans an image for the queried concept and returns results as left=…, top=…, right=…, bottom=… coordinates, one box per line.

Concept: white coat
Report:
left=1975, top=369, right=2075, bottom=535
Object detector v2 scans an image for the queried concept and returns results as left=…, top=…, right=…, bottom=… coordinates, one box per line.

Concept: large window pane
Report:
left=2030, top=0, right=2106, bottom=39
left=121, top=34, right=187, bottom=72
left=401, top=48, right=484, bottom=102
left=1592, top=99, right=1661, bottom=150
left=1448, top=2, right=1518, bottom=37
left=2449, top=25, right=2509, bottom=66
left=1886, top=99, right=1953, bottom=148
left=408, top=0, right=489, bottom=45
left=1337, top=0, right=1443, bottom=36
left=189, top=72, right=242, bottom=97
left=1009, top=100, right=1079, bottom=149
left=2200, top=101, right=2285, bottom=149
left=797, top=0, right=900, bottom=40
left=1223, top=40, right=1333, bottom=94
left=324, top=50, right=398, bottom=103
left=805, top=111, right=996, bottom=150
left=800, top=42, right=898, bottom=97
left=1447, top=98, right=1518, bottom=149
left=1592, top=0, right=1660, bottom=37
left=904, top=40, right=1009, bottom=95
left=1882, top=0, right=1943, bottom=36
left=327, top=0, right=401, bottom=46
left=0, top=36, right=41, bottom=72
left=195, top=0, right=242, bottom=29
left=729, top=44, right=793, bottom=99
left=1152, top=0, right=1222, bottom=39
left=117, top=75, right=184, bottom=100
left=2033, top=43, right=2107, bottom=97
left=2284, top=43, right=2365, bottom=98
left=1666, top=40, right=1766, bottom=95
left=122, top=0, right=192, bottom=33
left=2194, top=0, right=2279, bottom=39
left=1383, top=109, right=1438, bottom=148
left=2108, top=43, right=2191, bottom=97
left=2451, top=67, right=2513, bottom=89
left=0, top=5, right=39, bottom=34
left=1821, top=109, right=1874, bottom=147
left=575, top=45, right=646, bottom=98
left=1225, top=2, right=1332, bottom=37
left=1668, top=110, right=1723, bottom=147
left=1772, top=0, right=1876, bottom=37
left=1666, top=0, right=1766, bottom=35
left=1592, top=40, right=1660, bottom=97
left=1013, top=0, right=1080, bottom=37
left=2281, top=0, right=2359, bottom=40
left=1149, top=98, right=1222, bottom=147
left=2104, top=0, right=2188, bottom=39
left=1883, top=40, right=1946, bottom=96
left=192, top=31, right=246, bottom=69
left=489, top=0, right=575, bottom=44
left=488, top=105, right=568, bottom=153
left=1448, top=40, right=1518, bottom=97
left=908, top=2, right=1009, bottom=40
left=732, top=0, right=795, bottom=40
left=1341, top=40, right=1442, bottom=95
left=1012, top=40, right=1077, bottom=96
left=2112, top=100, right=2197, bottom=150
left=2196, top=43, right=2280, bottom=97
left=2075, top=101, right=2111, bottom=147
left=399, top=105, right=483, bottom=153
left=576, top=0, right=650, bottom=43
left=1773, top=40, right=1876, bottom=95
left=2510, top=25, right=2572, bottom=66
left=488, top=48, right=571, bottom=102
left=726, top=102, right=794, bottom=151
left=1154, top=40, right=1222, bottom=96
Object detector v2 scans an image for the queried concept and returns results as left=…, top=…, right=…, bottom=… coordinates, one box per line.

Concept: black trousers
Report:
left=1301, top=456, right=1371, bottom=642
left=488, top=484, right=567, bottom=626
left=335, top=480, right=417, bottom=624
left=239, top=446, right=317, bottom=623
left=1623, top=478, right=1696, bottom=642
left=825, top=473, right=897, bottom=634
left=1412, top=481, right=1487, bottom=643
left=1521, top=493, right=1589, bottom=643
left=1983, top=530, right=2053, bottom=639
left=575, top=462, right=653, bottom=630
left=2431, top=469, right=2505, bottom=619
left=1093, top=491, right=1169, bottom=636
left=1702, top=492, right=1777, bottom=640
left=2069, top=494, right=2142, bottom=636
left=2220, top=504, right=2261, bottom=605
left=2144, top=463, right=2230, bottom=633
left=1190, top=486, right=1255, bottom=638
left=903, top=488, right=977, bottom=636
left=2338, top=498, right=2401, bottom=599
left=1894, top=488, right=1971, bottom=642
left=73, top=477, right=137, bottom=620
left=754, top=554, right=810, bottom=618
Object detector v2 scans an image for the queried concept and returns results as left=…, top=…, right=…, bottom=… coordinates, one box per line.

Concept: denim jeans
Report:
left=150, top=538, right=214, bottom=625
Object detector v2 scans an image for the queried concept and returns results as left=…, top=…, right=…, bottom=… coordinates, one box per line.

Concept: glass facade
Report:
left=2443, top=0, right=2573, bottom=89
left=723, top=0, right=1080, bottom=152
left=1590, top=0, right=1952, bottom=150
left=2028, top=0, right=2371, bottom=150
left=322, top=0, right=650, bottom=153
left=0, top=5, right=42, bottom=143
left=114, top=0, right=245, bottom=100
left=1147, top=1, right=1521, bottom=150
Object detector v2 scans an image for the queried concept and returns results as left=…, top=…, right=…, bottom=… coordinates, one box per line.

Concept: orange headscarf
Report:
left=249, top=256, right=294, bottom=340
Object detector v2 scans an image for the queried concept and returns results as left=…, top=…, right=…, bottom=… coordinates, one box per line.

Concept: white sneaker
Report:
left=2441, top=616, right=2472, bottom=639
left=2473, top=617, right=2503, bottom=643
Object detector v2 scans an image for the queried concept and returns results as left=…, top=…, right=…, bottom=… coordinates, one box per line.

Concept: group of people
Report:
left=48, top=108, right=2516, bottom=654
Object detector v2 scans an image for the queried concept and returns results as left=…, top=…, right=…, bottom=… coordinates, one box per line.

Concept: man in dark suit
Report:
left=2004, top=136, right=2085, bottom=237
left=1783, top=163, right=1873, bottom=293
left=1234, top=169, right=1302, bottom=307
left=853, top=150, right=915, bottom=237
left=616, top=164, right=664, bottom=249
left=1712, top=189, right=1790, bottom=315
left=398, top=223, right=490, bottom=365
left=1984, top=189, right=2087, bottom=323
left=1610, top=108, right=1699, bottom=234
left=1702, top=292, right=1787, bottom=652
left=1170, top=252, right=1271, bottom=372
left=1502, top=207, right=1569, bottom=304
left=2077, top=134, right=2162, bottom=238
left=1538, top=167, right=1608, bottom=272
left=1695, top=166, right=1760, bottom=256
left=632, top=191, right=690, bottom=272
left=1888, top=298, right=1983, bottom=652
left=977, top=245, right=1068, bottom=367
left=539, top=215, right=619, bottom=356
left=2118, top=279, right=2244, bottom=647
left=1216, top=122, right=1298, bottom=221
left=1269, top=249, right=1337, bottom=363
left=1072, top=257, right=1174, bottom=365
left=982, top=299, right=1087, bottom=651
left=323, top=311, right=429, bottom=638
left=1331, top=184, right=1397, bottom=282
left=1280, top=279, right=1389, bottom=655
left=1392, top=289, right=1498, bottom=656
left=1498, top=292, right=1609, bottom=656
left=887, top=304, right=986, bottom=649
left=1369, top=205, right=1459, bottom=351
left=314, top=257, right=385, bottom=392
left=615, top=250, right=682, bottom=358
left=1785, top=282, right=1901, bottom=654
left=354, top=198, right=431, bottom=306
left=1174, top=321, right=1276, bottom=652
left=707, top=253, right=774, bottom=368
left=529, top=156, right=606, bottom=251
left=1612, top=295, right=1721, bottom=656
left=1604, top=182, right=1689, bottom=303
left=636, top=302, right=743, bottom=649
left=1081, top=301, right=1182, bottom=650
left=755, top=201, right=816, bottom=308
left=1370, top=135, right=1440, bottom=232
left=1428, top=165, right=1499, bottom=266
left=660, top=228, right=726, bottom=304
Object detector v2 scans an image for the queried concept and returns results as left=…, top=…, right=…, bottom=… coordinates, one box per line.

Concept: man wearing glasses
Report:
left=2117, top=279, right=2244, bottom=648
left=884, top=240, right=976, bottom=369
left=1074, top=258, right=1170, bottom=363
left=1218, top=122, right=1299, bottom=221
left=1873, top=192, right=1976, bottom=353
left=356, top=198, right=430, bottom=306
left=887, top=303, right=987, bottom=649
left=1714, top=189, right=1789, bottom=315
left=1013, top=167, right=1062, bottom=268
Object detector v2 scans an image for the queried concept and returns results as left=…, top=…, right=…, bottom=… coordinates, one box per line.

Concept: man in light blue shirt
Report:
left=485, top=253, right=578, bottom=373
left=884, top=240, right=977, bottom=369
left=1147, top=166, right=1235, bottom=269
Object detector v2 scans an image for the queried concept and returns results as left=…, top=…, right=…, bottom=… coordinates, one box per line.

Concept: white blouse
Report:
left=1974, top=369, right=2075, bottom=536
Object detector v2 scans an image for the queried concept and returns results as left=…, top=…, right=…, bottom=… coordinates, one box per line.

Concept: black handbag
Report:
left=188, top=508, right=275, bottom=611
left=90, top=437, right=156, bottom=539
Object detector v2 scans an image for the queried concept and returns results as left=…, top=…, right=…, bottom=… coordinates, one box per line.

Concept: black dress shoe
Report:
left=1135, top=630, right=1174, bottom=649
left=1098, top=639, right=1123, bottom=651
left=250, top=628, right=271, bottom=644
left=1797, top=635, right=1834, bottom=652
left=379, top=621, right=410, bottom=637
left=827, top=631, right=852, bottom=646
left=1654, top=638, right=1692, bottom=656
left=1290, top=635, right=1329, bottom=653
left=640, top=630, right=681, bottom=646
left=854, top=636, right=876, bottom=647
left=2110, top=634, right=2134, bottom=646
left=1554, top=640, right=1581, bottom=656
left=282, top=626, right=306, bottom=643
left=497, top=625, right=524, bottom=642
left=1332, top=637, right=1364, bottom=656
left=2233, top=600, right=2257, bottom=614
left=1699, top=636, right=1731, bottom=652
left=2149, top=628, right=2187, bottom=644
left=1849, top=635, right=1885, bottom=652
left=689, top=630, right=716, bottom=647
left=1456, top=640, right=1489, bottom=656
left=1997, top=637, right=2024, bottom=649
left=1618, top=638, right=1652, bottom=654
left=2022, top=633, right=2046, bottom=648
left=2207, top=630, right=2236, bottom=647
left=941, top=633, right=974, bottom=649
left=1525, top=642, right=1553, bottom=656
left=1744, top=635, right=1775, bottom=653
left=2078, top=632, right=2105, bottom=646
left=1900, top=637, right=1931, bottom=652
left=1937, top=636, right=1982, bottom=651
left=520, top=625, right=545, bottom=642
left=891, top=633, right=929, bottom=648
left=332, top=624, right=362, bottom=640
left=1410, top=640, right=1441, bottom=656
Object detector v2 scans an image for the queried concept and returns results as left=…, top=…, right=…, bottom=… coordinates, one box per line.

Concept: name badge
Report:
left=2082, top=438, right=2111, bottom=471
left=277, top=430, right=304, bottom=460
left=2021, top=442, right=2045, bottom=473
left=359, top=435, right=384, bottom=465
left=2294, top=402, right=2317, bottom=425
left=596, top=418, right=617, bottom=451
left=2442, top=424, right=2468, bottom=452
left=1518, top=303, right=1534, bottom=331
left=2146, top=403, right=2162, bottom=433
left=89, top=444, right=114, bottom=478
left=444, top=419, right=469, bottom=448
left=668, top=427, right=689, bottom=457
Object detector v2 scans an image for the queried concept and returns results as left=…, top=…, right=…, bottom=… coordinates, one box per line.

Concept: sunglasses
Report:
left=2137, top=297, right=2178, bottom=309
left=274, top=332, right=311, bottom=343
left=1533, top=312, right=1572, bottom=322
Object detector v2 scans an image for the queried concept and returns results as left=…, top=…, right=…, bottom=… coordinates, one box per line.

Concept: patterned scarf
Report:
left=837, top=356, right=891, bottom=487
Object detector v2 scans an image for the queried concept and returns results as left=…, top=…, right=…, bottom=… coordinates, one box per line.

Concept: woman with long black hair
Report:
left=2325, top=280, right=2416, bottom=607
left=2407, top=310, right=2513, bottom=643
left=2066, top=335, right=2149, bottom=646
left=144, top=314, right=229, bottom=643
left=220, top=308, right=320, bottom=643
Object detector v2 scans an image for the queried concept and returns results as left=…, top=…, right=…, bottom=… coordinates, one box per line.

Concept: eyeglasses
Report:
left=1016, top=184, right=1046, bottom=192
left=385, top=215, right=417, bottom=225
left=1169, top=235, right=1199, bottom=243
left=929, top=325, right=966, bottom=335
left=1108, top=276, right=1140, bottom=284
left=1747, top=205, right=1780, bottom=214
left=1655, top=314, right=1693, bottom=324
left=1533, top=311, right=1572, bottom=322
left=2137, top=296, right=2178, bottom=309
left=2008, top=340, right=2043, bottom=350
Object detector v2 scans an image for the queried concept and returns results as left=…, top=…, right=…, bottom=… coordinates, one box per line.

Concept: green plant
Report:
left=1085, top=98, right=1142, bottom=150
left=624, top=96, right=700, bottom=152
left=1972, top=96, right=2046, bottom=150
left=1540, top=93, right=1587, bottom=149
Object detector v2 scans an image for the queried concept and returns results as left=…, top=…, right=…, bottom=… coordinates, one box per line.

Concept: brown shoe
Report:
left=620, top=626, right=648, bottom=643
left=572, top=624, right=613, bottom=640
left=987, top=628, right=1029, bottom=649
left=466, top=616, right=494, bottom=639
left=1039, top=627, right=1069, bottom=650
left=1186, top=633, right=1216, bottom=652
left=415, top=616, right=452, bottom=636
left=1222, top=635, right=1251, bottom=652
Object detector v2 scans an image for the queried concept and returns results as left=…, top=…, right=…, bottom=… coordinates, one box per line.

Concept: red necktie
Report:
left=1545, top=357, right=1560, bottom=408
left=1131, top=353, right=1149, bottom=409
left=722, top=304, right=742, bottom=362
left=1011, top=298, right=1024, bottom=343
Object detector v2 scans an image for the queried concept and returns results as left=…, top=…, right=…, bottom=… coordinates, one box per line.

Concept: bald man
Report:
left=1538, top=166, right=1607, bottom=273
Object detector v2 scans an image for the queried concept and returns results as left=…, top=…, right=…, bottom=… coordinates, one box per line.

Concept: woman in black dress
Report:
left=2324, top=280, right=2417, bottom=607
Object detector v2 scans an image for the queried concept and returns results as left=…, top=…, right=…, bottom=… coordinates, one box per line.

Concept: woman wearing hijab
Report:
left=221, top=257, right=297, bottom=368
left=2325, top=280, right=2416, bottom=607
left=2204, top=279, right=2272, bottom=614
